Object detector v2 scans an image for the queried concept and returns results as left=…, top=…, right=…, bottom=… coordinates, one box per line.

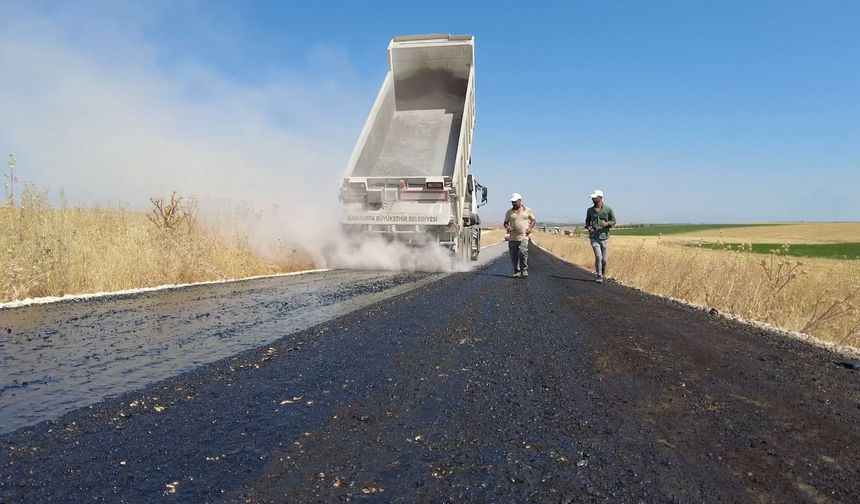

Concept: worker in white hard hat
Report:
left=585, top=189, right=616, bottom=283
left=503, top=193, right=536, bottom=278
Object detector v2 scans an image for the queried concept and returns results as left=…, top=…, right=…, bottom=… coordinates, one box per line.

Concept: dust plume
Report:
left=321, top=235, right=473, bottom=273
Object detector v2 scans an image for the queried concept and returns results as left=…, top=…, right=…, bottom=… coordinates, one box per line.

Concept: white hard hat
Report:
left=590, top=189, right=604, bottom=199
left=510, top=193, right=522, bottom=202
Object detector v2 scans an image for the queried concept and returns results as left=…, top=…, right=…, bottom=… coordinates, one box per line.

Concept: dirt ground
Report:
left=1, top=247, right=858, bottom=503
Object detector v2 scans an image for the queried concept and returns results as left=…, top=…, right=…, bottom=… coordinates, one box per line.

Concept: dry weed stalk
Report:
left=4, top=154, right=17, bottom=208
left=147, top=192, right=197, bottom=232
left=758, top=246, right=804, bottom=324
left=801, top=288, right=857, bottom=337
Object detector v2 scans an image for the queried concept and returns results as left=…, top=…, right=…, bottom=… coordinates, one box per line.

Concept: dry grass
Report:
left=672, top=222, right=860, bottom=244
left=0, top=184, right=314, bottom=303
left=537, top=232, right=860, bottom=348
left=481, top=227, right=506, bottom=247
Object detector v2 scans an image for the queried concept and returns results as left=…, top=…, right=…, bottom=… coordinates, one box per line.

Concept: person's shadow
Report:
left=474, top=272, right=514, bottom=278
left=549, top=274, right=595, bottom=283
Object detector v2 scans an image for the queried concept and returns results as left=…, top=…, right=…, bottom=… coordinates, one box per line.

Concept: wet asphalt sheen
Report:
left=0, top=270, right=444, bottom=435
left=1, top=247, right=859, bottom=503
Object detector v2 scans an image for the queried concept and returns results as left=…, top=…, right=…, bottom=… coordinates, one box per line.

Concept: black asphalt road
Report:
left=0, top=269, right=444, bottom=434
left=1, top=247, right=859, bottom=503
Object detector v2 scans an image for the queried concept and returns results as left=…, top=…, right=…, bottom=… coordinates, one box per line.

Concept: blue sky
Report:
left=2, top=0, right=858, bottom=223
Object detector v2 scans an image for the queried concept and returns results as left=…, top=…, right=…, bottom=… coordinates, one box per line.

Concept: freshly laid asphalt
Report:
left=0, top=269, right=443, bottom=435
left=1, top=246, right=858, bottom=503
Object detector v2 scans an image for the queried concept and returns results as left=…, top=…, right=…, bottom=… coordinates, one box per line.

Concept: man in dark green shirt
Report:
left=585, top=189, right=616, bottom=283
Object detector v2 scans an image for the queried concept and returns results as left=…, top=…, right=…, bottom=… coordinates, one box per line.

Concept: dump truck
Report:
left=339, top=33, right=487, bottom=261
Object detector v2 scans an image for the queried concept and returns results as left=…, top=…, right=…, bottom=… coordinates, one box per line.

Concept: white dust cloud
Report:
left=323, top=235, right=473, bottom=273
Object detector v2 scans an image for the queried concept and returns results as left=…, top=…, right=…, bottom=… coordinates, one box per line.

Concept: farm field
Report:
left=693, top=241, right=860, bottom=260
left=612, top=222, right=860, bottom=244
left=611, top=223, right=782, bottom=236
left=670, top=222, right=860, bottom=244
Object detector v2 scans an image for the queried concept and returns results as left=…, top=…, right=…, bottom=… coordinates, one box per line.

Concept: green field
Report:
left=692, top=242, right=860, bottom=260
left=611, top=223, right=780, bottom=236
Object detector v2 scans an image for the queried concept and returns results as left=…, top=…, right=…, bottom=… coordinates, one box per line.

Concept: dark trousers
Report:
left=508, top=238, right=529, bottom=272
